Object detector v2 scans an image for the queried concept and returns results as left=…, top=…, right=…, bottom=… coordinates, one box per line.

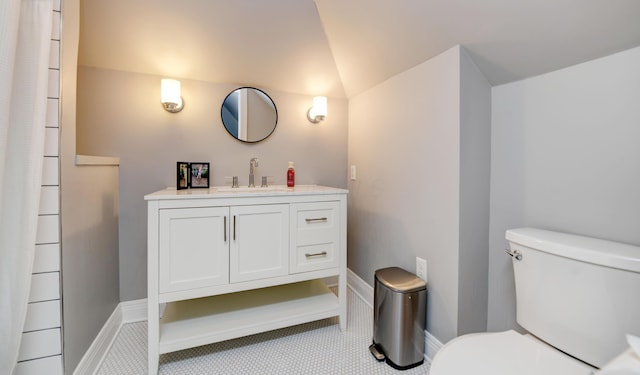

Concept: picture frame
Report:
left=189, top=162, right=210, bottom=188
left=176, top=162, right=189, bottom=190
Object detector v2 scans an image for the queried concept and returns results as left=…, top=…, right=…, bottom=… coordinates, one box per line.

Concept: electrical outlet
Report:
left=416, top=257, right=427, bottom=281
left=350, top=165, right=357, bottom=180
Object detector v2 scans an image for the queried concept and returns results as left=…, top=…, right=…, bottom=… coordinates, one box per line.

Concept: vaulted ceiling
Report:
left=78, top=0, right=640, bottom=98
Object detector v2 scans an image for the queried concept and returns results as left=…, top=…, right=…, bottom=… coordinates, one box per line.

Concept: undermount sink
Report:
left=213, top=185, right=290, bottom=193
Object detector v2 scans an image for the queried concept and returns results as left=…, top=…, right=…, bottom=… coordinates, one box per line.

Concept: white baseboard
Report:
left=73, top=299, right=147, bottom=375
left=347, top=268, right=373, bottom=308
left=79, top=268, right=444, bottom=373
left=424, top=330, right=444, bottom=365
left=73, top=304, right=123, bottom=375
left=322, top=275, right=339, bottom=287
left=120, top=299, right=147, bottom=323
left=346, top=268, right=443, bottom=363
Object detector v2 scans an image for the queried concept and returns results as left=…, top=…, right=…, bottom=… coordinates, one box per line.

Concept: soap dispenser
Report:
left=287, top=161, right=295, bottom=187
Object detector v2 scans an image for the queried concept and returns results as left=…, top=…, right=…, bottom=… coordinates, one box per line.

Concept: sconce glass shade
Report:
left=161, top=79, right=184, bottom=113
left=307, top=96, right=327, bottom=123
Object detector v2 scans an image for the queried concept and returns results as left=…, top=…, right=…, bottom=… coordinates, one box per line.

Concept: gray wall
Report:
left=487, top=46, right=640, bottom=331
left=457, top=49, right=491, bottom=335
left=76, top=66, right=349, bottom=301
left=348, top=46, right=491, bottom=343
left=61, top=0, right=121, bottom=372
left=60, top=164, right=120, bottom=372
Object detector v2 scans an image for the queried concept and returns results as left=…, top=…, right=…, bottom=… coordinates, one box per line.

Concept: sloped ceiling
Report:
left=78, top=0, right=640, bottom=99
left=316, top=0, right=640, bottom=96
left=78, top=0, right=346, bottom=98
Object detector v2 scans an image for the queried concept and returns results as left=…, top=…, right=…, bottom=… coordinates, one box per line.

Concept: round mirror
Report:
left=221, top=87, right=278, bottom=143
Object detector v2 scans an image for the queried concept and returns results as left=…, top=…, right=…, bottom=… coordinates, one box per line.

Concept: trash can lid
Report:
left=375, top=267, right=426, bottom=293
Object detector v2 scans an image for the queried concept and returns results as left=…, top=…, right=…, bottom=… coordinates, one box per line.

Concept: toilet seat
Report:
left=429, top=330, right=594, bottom=375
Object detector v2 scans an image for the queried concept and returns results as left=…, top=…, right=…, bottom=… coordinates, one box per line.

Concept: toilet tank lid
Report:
left=506, top=228, right=640, bottom=273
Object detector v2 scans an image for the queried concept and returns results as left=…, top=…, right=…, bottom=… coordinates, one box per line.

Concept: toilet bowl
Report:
left=429, top=330, right=594, bottom=375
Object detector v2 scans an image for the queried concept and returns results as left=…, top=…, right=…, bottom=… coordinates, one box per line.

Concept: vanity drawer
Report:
left=292, top=242, right=338, bottom=273
left=290, top=201, right=340, bottom=273
left=291, top=201, right=340, bottom=245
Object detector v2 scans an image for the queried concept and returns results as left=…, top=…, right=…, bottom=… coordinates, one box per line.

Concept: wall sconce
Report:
left=161, top=79, right=184, bottom=113
left=307, top=96, right=327, bottom=123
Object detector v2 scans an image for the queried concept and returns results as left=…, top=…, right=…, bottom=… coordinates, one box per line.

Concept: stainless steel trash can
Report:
left=371, top=267, right=426, bottom=370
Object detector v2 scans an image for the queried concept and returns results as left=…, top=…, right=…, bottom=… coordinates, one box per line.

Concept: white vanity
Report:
left=145, top=185, right=347, bottom=374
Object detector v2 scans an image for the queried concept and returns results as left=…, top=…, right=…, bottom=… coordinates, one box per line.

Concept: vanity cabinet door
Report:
left=159, top=207, right=229, bottom=293
left=229, top=204, right=289, bottom=283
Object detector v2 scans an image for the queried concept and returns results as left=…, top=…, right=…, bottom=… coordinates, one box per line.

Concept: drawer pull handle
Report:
left=224, top=216, right=227, bottom=242
left=305, top=217, right=327, bottom=223
left=305, top=251, right=327, bottom=258
left=233, top=215, right=236, bottom=241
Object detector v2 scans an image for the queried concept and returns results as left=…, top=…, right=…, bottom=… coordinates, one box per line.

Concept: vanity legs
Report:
left=148, top=298, right=159, bottom=374
left=339, top=274, right=347, bottom=331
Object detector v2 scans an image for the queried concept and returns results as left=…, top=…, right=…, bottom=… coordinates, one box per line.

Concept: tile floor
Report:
left=97, top=287, right=430, bottom=374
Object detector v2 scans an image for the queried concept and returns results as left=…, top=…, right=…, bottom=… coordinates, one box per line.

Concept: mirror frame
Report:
left=220, top=87, right=278, bottom=143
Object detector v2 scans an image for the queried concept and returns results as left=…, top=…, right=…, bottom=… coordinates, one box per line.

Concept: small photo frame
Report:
left=189, top=162, right=210, bottom=188
left=176, top=162, right=189, bottom=190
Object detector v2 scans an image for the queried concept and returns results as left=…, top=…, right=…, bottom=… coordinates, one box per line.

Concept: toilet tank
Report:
left=506, top=228, right=640, bottom=368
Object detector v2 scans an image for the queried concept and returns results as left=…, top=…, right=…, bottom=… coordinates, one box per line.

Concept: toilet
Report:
left=430, top=227, right=640, bottom=375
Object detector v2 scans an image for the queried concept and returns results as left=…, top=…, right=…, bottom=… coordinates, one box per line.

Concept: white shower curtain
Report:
left=0, top=0, right=53, bottom=373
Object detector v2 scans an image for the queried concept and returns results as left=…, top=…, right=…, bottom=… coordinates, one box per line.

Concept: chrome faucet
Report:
left=248, top=157, right=259, bottom=187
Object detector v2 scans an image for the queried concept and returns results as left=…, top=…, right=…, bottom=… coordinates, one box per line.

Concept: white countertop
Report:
left=145, top=185, right=348, bottom=200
